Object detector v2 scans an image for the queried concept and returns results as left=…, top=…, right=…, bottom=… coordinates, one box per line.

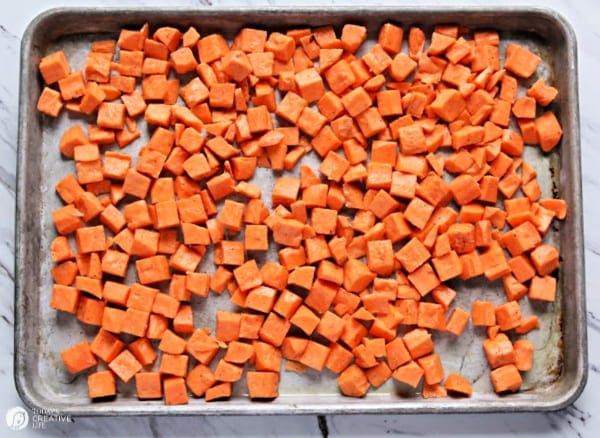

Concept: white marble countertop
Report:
left=1, top=0, right=598, bottom=436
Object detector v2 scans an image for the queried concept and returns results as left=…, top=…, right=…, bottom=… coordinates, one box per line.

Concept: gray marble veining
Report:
left=1, top=0, right=598, bottom=436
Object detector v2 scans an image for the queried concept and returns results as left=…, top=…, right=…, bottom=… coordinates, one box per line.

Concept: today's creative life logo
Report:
left=5, top=407, right=29, bottom=431
left=5, top=406, right=72, bottom=430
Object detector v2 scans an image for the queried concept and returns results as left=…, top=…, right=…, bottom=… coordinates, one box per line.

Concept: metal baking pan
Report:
left=15, top=7, right=586, bottom=415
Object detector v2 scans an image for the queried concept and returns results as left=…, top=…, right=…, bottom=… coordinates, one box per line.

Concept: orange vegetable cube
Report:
left=135, top=372, right=163, bottom=399
left=88, top=370, right=117, bottom=399
left=109, top=349, right=142, bottom=383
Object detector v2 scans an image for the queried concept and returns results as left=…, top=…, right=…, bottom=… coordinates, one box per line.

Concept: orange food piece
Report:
left=109, top=349, right=142, bottom=383
left=472, top=300, right=496, bottom=327
left=272, top=176, right=300, bottom=206
left=515, top=315, right=540, bottom=335
left=39, top=50, right=71, bottom=84
left=535, top=111, right=563, bottom=152
left=392, top=361, right=424, bottom=388
left=430, top=89, right=466, bottom=122
left=403, top=328, right=434, bottom=360
left=135, top=255, right=171, bottom=284
left=216, top=310, right=241, bottom=343
left=494, top=301, right=522, bottom=331
left=504, top=43, right=541, bottom=78
left=337, top=364, right=370, bottom=398
left=247, top=371, right=280, bottom=399
left=417, top=353, right=445, bottom=385
left=513, top=339, right=534, bottom=371
left=529, top=275, right=557, bottom=302
left=135, top=372, right=163, bottom=400
left=483, top=333, right=515, bottom=370
left=88, top=370, right=117, bottom=399
left=204, top=382, right=232, bottom=402
left=290, top=304, right=320, bottom=336
left=37, top=87, right=63, bottom=117
left=259, top=312, right=291, bottom=347
left=444, top=373, right=472, bottom=397
left=490, top=364, right=523, bottom=393
left=379, top=23, right=404, bottom=54
left=61, top=342, right=98, bottom=374
left=445, top=307, right=470, bottom=337
left=186, top=364, right=216, bottom=398
left=160, top=353, right=189, bottom=378
left=163, top=376, right=189, bottom=405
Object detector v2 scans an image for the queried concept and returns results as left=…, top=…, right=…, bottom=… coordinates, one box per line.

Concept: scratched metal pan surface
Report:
left=15, top=7, right=586, bottom=416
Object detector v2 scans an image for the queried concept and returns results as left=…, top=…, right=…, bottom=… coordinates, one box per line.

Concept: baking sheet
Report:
left=15, top=7, right=586, bottom=415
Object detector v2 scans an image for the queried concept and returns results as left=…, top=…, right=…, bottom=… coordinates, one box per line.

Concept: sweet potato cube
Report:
left=247, top=371, right=279, bottom=399
left=61, top=341, right=98, bottom=374
left=163, top=376, right=189, bottom=405
left=135, top=372, right=162, bottom=399
left=136, top=255, right=171, bottom=284
left=109, top=349, right=142, bottom=383
left=88, top=370, right=117, bottom=399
